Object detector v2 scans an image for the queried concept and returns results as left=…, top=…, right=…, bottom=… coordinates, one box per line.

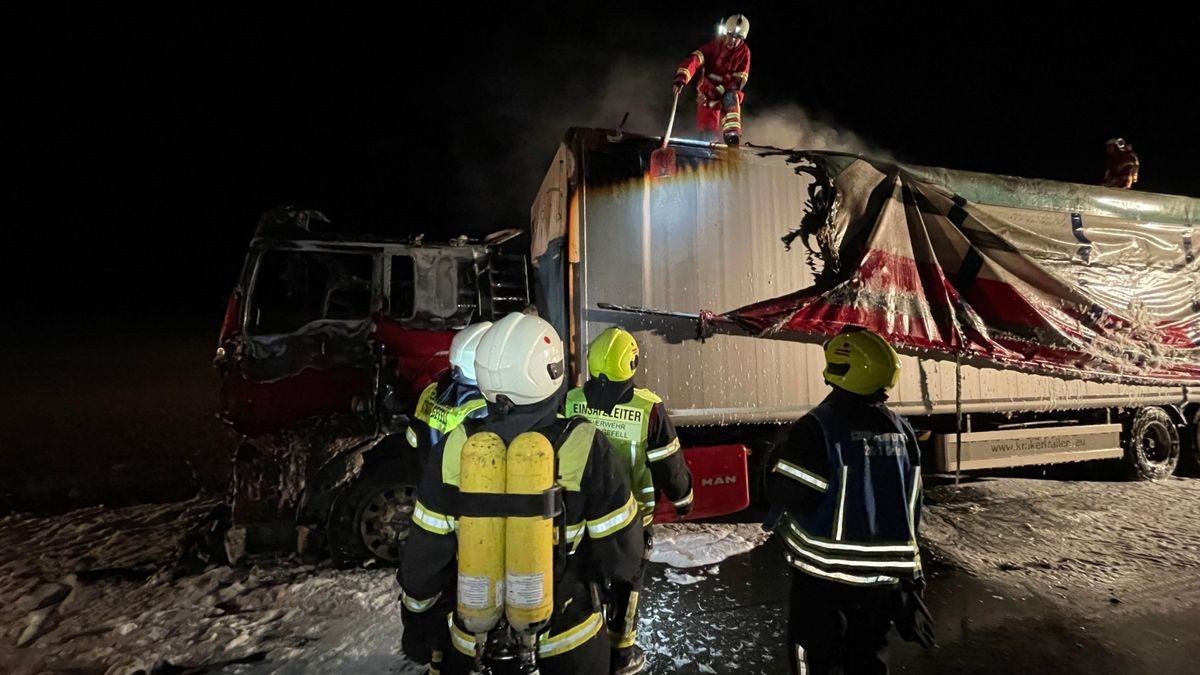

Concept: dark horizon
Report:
left=7, top=4, right=1197, bottom=326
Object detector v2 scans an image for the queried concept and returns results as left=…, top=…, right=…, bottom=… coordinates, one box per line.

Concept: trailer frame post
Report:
left=955, top=352, right=963, bottom=487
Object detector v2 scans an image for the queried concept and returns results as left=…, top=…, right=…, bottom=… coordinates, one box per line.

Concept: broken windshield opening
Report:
left=246, top=250, right=374, bottom=335
left=386, top=252, right=479, bottom=326
left=390, top=255, right=416, bottom=319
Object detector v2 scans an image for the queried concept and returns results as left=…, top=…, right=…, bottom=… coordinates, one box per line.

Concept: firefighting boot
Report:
left=723, top=131, right=741, bottom=146
left=610, top=645, right=646, bottom=675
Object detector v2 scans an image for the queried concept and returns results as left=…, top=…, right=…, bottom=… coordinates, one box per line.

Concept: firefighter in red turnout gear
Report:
left=1102, top=137, right=1140, bottom=189
left=674, top=14, right=751, bottom=145
left=766, top=327, right=934, bottom=674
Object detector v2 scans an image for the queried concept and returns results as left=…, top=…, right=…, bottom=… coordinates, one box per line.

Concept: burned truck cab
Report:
left=214, top=210, right=528, bottom=564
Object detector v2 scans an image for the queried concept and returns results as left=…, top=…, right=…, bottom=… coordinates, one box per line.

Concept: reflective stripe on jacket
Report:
left=675, top=38, right=751, bottom=95
left=781, top=397, right=923, bottom=586
left=399, top=415, right=643, bottom=660
left=410, top=380, right=488, bottom=448
left=566, top=384, right=662, bottom=514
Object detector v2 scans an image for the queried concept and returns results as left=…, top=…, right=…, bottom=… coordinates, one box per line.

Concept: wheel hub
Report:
left=1141, top=428, right=1168, bottom=463
left=359, top=486, right=416, bottom=561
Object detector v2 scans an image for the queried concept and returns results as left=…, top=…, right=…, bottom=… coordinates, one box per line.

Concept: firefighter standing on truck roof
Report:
left=673, top=14, right=751, bottom=146
left=765, top=326, right=934, bottom=675
left=1102, top=137, right=1140, bottom=189
left=398, top=312, right=644, bottom=675
left=405, top=322, right=492, bottom=463
left=564, top=327, right=694, bottom=675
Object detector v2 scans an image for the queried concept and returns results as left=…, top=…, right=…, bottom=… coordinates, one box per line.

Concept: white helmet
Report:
left=474, top=312, right=565, bottom=405
left=719, top=14, right=749, bottom=40
left=449, top=321, right=492, bottom=383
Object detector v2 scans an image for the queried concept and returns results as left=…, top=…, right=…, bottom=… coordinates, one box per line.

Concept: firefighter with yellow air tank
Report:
left=565, top=327, right=694, bottom=675
left=405, top=322, right=493, bottom=461
left=398, top=312, right=644, bottom=675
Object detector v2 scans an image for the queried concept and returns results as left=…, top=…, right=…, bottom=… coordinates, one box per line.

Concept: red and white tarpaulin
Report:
left=721, top=156, right=1200, bottom=386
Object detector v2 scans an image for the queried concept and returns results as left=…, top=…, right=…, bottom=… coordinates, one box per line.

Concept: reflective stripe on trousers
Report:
left=792, top=644, right=808, bottom=675
left=448, top=612, right=604, bottom=659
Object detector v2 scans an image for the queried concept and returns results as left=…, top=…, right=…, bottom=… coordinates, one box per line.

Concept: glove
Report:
left=893, top=578, right=935, bottom=648
left=672, top=489, right=694, bottom=518
left=672, top=79, right=685, bottom=95
left=761, top=506, right=784, bottom=532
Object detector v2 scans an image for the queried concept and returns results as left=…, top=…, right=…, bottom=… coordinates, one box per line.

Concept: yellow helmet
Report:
left=587, top=327, right=639, bottom=382
left=822, top=327, right=900, bottom=395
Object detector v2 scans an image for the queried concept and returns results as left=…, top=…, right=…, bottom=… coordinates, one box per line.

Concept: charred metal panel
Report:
left=229, top=419, right=372, bottom=528
left=568, top=133, right=825, bottom=425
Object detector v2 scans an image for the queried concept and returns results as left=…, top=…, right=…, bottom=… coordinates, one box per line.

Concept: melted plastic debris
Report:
left=649, top=523, right=771, bottom=568
left=663, top=568, right=705, bottom=585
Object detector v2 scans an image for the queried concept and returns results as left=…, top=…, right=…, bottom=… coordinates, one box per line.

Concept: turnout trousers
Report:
left=787, top=570, right=897, bottom=675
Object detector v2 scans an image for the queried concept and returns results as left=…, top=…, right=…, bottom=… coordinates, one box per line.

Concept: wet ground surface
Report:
left=640, top=527, right=1200, bottom=674
left=893, top=570, right=1200, bottom=675
left=3, top=327, right=1199, bottom=673
left=2, top=495, right=1199, bottom=673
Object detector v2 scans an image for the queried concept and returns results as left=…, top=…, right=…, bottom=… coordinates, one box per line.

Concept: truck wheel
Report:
left=1124, top=407, right=1180, bottom=480
left=327, top=455, right=421, bottom=567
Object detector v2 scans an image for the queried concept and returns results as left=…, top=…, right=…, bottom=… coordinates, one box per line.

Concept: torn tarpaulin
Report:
left=723, top=154, right=1200, bottom=386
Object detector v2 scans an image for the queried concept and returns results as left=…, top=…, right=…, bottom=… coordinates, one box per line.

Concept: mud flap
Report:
left=652, top=444, right=749, bottom=523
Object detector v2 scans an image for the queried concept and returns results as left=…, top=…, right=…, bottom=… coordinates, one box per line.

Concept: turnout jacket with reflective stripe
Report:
left=675, top=38, right=751, bottom=95
left=406, top=374, right=488, bottom=452
left=766, top=389, right=923, bottom=587
left=399, top=415, right=643, bottom=654
left=565, top=386, right=693, bottom=522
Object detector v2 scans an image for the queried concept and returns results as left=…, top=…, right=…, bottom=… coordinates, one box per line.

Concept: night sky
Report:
left=6, top=3, right=1198, bottom=333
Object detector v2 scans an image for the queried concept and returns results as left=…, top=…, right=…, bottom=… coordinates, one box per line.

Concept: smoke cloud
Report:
left=749, top=104, right=892, bottom=160
left=453, top=56, right=891, bottom=230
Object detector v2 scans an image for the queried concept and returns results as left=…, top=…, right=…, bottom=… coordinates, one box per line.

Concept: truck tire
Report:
left=327, top=454, right=421, bottom=567
left=1124, top=407, right=1180, bottom=480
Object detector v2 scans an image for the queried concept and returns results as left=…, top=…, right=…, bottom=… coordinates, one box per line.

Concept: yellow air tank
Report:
left=504, top=431, right=556, bottom=632
left=456, top=432, right=507, bottom=634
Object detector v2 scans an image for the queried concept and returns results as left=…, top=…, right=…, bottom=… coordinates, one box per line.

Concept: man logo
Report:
left=701, top=475, right=737, bottom=487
